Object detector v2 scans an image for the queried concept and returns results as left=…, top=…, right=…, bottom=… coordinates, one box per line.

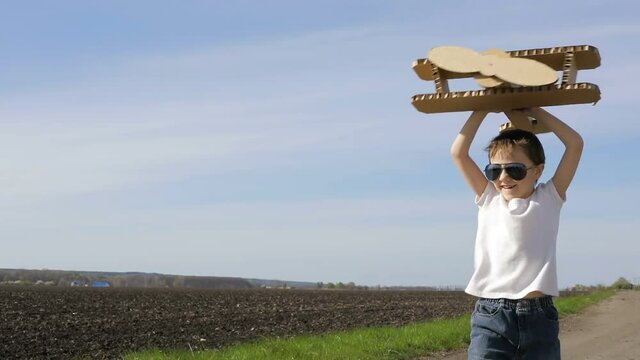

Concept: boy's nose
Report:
left=498, top=168, right=510, bottom=181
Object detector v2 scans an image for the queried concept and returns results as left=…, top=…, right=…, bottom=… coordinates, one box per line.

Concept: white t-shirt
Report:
left=465, top=180, right=565, bottom=299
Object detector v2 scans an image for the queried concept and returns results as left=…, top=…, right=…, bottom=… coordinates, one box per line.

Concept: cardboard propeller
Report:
left=411, top=45, right=601, bottom=133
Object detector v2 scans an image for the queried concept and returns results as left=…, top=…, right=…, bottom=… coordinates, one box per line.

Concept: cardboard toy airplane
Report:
left=411, top=45, right=601, bottom=133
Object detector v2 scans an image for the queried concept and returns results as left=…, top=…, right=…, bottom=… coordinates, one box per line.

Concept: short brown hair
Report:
left=485, top=129, right=545, bottom=165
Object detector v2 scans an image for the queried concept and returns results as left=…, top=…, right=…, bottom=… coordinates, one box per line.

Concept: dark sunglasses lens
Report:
left=505, top=164, right=527, bottom=180
left=484, top=165, right=502, bottom=180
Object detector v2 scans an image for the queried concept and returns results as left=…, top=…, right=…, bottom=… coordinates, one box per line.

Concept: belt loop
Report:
left=536, top=297, right=543, bottom=311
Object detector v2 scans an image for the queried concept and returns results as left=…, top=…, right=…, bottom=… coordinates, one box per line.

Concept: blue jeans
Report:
left=468, top=296, right=560, bottom=359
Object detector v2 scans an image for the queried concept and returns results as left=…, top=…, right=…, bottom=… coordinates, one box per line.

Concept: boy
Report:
left=450, top=107, right=583, bottom=359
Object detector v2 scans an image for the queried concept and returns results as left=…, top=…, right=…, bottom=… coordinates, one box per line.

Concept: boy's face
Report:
left=489, top=146, right=543, bottom=201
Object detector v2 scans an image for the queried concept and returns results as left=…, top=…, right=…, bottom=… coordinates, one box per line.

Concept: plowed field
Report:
left=0, top=286, right=476, bottom=359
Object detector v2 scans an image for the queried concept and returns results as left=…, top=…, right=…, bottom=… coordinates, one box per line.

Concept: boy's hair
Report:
left=485, top=129, right=545, bottom=165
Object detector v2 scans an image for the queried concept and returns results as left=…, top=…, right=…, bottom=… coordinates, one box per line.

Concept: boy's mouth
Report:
left=501, top=184, right=516, bottom=190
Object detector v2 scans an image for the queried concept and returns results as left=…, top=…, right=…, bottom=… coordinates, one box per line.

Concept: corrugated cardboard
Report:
left=411, top=45, right=601, bottom=115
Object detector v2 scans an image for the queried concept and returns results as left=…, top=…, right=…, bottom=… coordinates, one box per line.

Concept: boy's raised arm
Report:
left=527, top=107, right=584, bottom=200
left=451, top=111, right=489, bottom=197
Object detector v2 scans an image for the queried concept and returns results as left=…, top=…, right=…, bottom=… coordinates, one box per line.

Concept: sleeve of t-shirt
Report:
left=538, top=180, right=566, bottom=205
left=475, top=181, right=497, bottom=207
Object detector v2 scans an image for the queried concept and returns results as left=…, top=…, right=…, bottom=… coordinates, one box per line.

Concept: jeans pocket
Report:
left=474, top=300, right=502, bottom=317
left=542, top=305, right=559, bottom=322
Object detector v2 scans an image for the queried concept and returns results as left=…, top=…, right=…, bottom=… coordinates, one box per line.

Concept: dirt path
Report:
left=419, top=290, right=640, bottom=360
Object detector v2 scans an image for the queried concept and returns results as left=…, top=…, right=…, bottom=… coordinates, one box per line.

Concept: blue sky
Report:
left=1, top=1, right=638, bottom=287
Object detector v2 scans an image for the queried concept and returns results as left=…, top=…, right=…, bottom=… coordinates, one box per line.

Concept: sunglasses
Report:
left=484, top=163, right=534, bottom=181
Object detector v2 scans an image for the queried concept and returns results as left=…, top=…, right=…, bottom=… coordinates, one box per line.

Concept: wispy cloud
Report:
left=1, top=25, right=429, bottom=199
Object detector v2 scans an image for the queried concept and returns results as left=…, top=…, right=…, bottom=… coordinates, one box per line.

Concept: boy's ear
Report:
left=534, top=164, right=545, bottom=180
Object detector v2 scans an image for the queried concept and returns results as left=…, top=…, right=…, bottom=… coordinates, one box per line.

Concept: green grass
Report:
left=124, top=290, right=617, bottom=360
left=555, top=288, right=616, bottom=317
left=124, top=315, right=472, bottom=360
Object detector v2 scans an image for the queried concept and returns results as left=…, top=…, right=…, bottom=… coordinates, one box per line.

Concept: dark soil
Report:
left=0, top=286, right=476, bottom=359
